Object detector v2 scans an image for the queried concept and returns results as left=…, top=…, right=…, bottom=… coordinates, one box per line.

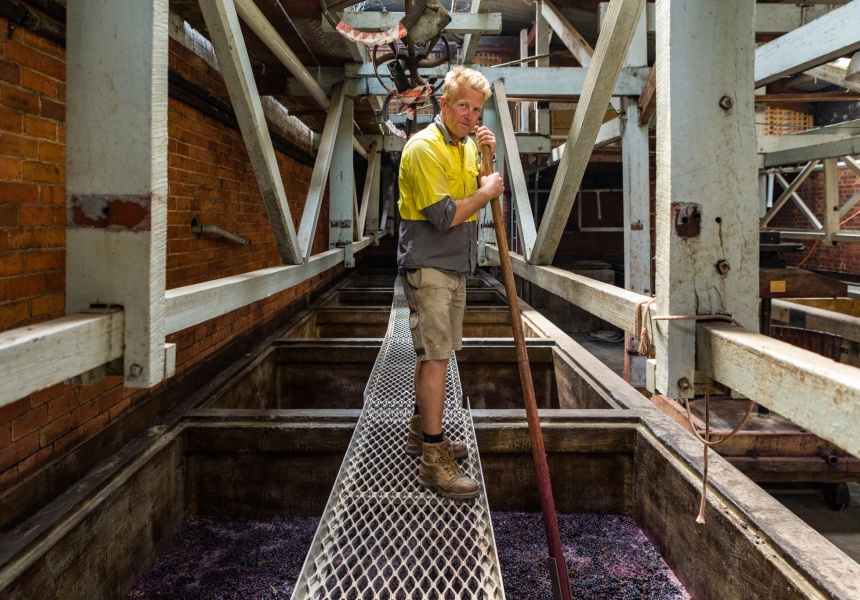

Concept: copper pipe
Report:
left=481, top=148, right=571, bottom=600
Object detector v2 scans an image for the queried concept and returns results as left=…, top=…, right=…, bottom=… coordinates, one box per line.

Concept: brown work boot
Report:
left=417, top=440, right=479, bottom=500
left=404, top=415, right=467, bottom=459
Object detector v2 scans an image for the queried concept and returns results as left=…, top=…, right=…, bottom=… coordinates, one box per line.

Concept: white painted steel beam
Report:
left=199, top=0, right=302, bottom=264
left=779, top=172, right=824, bottom=229
left=493, top=80, right=537, bottom=261
left=535, top=4, right=551, bottom=134
left=764, top=136, right=860, bottom=168
left=600, top=2, right=841, bottom=36
left=760, top=160, right=819, bottom=228
left=754, top=1, right=860, bottom=87
left=622, top=11, right=650, bottom=386
left=165, top=242, right=370, bottom=334
left=298, top=86, right=347, bottom=260
left=329, top=95, right=354, bottom=249
left=839, top=157, right=860, bottom=219
left=518, top=29, right=530, bottom=132
left=339, top=65, right=650, bottom=98
left=654, top=0, right=759, bottom=399
left=459, top=0, right=488, bottom=65
left=823, top=157, right=840, bottom=243
left=233, top=0, right=366, bottom=158
left=358, top=142, right=380, bottom=238
left=0, top=311, right=124, bottom=409
left=540, top=0, right=594, bottom=67
left=515, top=135, right=553, bottom=154
left=478, top=98, right=501, bottom=254
left=321, top=11, right=501, bottom=35
left=757, top=132, right=857, bottom=156
left=530, top=0, right=646, bottom=265
left=621, top=11, right=650, bottom=296
left=806, top=62, right=860, bottom=94
left=549, top=118, right=622, bottom=165
left=66, top=0, right=168, bottom=388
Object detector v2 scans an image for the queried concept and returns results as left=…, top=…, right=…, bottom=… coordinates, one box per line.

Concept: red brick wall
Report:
left=0, top=23, right=341, bottom=492
left=769, top=167, right=860, bottom=275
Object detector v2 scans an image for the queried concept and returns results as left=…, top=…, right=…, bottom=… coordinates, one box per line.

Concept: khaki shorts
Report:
left=400, top=267, right=466, bottom=361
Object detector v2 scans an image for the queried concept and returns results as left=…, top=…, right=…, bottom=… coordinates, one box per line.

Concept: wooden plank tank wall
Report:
left=2, top=271, right=860, bottom=599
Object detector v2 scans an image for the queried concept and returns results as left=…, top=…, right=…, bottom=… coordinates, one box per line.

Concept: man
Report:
left=397, top=67, right=504, bottom=499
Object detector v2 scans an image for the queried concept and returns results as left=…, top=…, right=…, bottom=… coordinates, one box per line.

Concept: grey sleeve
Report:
left=419, top=196, right=457, bottom=230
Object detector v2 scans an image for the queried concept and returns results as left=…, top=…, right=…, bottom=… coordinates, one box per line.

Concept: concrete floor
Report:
left=568, top=332, right=626, bottom=377
left=765, top=482, right=860, bottom=564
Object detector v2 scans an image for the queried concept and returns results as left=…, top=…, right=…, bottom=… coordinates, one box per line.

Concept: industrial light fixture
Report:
left=846, top=51, right=860, bottom=83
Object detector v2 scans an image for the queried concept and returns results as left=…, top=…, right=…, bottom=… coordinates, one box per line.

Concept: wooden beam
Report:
left=653, top=0, right=759, bottom=398
left=697, top=323, right=860, bottom=459
left=486, top=247, right=644, bottom=333
left=66, top=0, right=168, bottom=387
left=297, top=86, right=346, bottom=260
left=322, top=11, right=502, bottom=35
left=756, top=92, right=860, bottom=103
left=540, top=0, right=594, bottom=67
left=806, top=62, right=860, bottom=94
left=487, top=245, right=860, bottom=459
left=764, top=136, right=860, bottom=167
left=0, top=311, right=124, bottom=409
left=493, top=81, right=538, bottom=261
left=637, top=63, right=656, bottom=127
left=772, top=299, right=860, bottom=345
left=754, top=1, right=860, bottom=88
left=329, top=95, right=354, bottom=249
left=165, top=241, right=371, bottom=334
left=199, top=0, right=302, bottom=264
left=337, top=66, right=650, bottom=98
left=530, top=0, right=646, bottom=265
left=458, top=0, right=488, bottom=65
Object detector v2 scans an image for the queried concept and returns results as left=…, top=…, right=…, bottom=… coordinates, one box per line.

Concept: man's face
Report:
left=440, top=86, right=484, bottom=140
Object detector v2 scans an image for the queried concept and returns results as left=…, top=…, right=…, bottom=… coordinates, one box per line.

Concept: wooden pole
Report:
left=481, top=149, right=571, bottom=600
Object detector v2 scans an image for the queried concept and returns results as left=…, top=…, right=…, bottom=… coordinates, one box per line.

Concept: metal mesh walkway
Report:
left=291, top=279, right=505, bottom=599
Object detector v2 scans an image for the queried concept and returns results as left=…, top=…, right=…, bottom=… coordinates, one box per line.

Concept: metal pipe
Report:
left=233, top=0, right=368, bottom=158
left=0, top=0, right=65, bottom=46
left=191, top=222, right=251, bottom=245
left=482, top=147, right=572, bottom=600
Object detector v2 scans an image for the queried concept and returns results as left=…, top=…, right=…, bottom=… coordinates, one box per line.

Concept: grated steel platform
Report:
left=291, top=279, right=505, bottom=599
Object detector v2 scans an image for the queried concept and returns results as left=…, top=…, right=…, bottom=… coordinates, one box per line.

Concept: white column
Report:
left=519, top=29, right=530, bottom=132
left=653, top=0, right=759, bottom=398
left=329, top=96, right=355, bottom=248
left=66, top=0, right=168, bottom=388
left=622, top=11, right=650, bottom=385
left=823, top=157, right=840, bottom=244
left=535, top=3, right=551, bottom=134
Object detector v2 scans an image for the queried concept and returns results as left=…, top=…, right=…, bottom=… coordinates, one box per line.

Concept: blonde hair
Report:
left=443, top=67, right=491, bottom=104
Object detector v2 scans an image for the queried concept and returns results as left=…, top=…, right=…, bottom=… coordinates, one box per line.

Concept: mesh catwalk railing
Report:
left=291, top=279, right=505, bottom=599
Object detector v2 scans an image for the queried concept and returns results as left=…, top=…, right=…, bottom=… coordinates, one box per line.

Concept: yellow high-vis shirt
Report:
left=396, top=120, right=482, bottom=276
left=398, top=123, right=480, bottom=223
